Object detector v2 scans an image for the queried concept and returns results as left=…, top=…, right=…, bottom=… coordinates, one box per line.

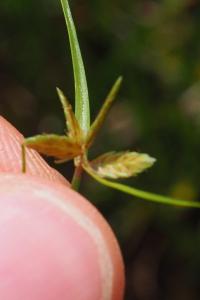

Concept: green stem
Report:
left=85, top=167, right=200, bottom=208
left=71, top=162, right=83, bottom=191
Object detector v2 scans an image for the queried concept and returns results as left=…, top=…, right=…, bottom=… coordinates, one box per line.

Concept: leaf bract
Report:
left=56, top=87, right=83, bottom=141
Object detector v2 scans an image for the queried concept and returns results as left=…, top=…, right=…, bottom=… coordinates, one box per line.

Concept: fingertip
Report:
left=0, top=173, right=125, bottom=300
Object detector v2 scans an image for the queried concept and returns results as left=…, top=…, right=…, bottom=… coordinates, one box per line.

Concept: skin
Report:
left=0, top=116, right=125, bottom=300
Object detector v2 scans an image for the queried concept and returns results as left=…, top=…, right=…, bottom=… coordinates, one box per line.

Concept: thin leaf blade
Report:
left=84, top=166, right=200, bottom=208
left=60, top=0, right=90, bottom=134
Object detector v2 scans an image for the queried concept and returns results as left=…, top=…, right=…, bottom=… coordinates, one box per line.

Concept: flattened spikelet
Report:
left=24, top=134, right=82, bottom=160
left=90, top=151, right=156, bottom=179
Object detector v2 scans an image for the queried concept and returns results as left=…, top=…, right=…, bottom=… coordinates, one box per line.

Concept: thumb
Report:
left=0, top=173, right=124, bottom=300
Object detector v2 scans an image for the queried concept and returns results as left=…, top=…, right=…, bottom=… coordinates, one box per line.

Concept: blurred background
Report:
left=1, top=0, right=200, bottom=299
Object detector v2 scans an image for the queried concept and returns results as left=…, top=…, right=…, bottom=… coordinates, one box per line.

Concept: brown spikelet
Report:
left=24, top=134, right=82, bottom=161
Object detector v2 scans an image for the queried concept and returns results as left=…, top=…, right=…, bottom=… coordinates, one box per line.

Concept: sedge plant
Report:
left=22, top=0, right=200, bottom=209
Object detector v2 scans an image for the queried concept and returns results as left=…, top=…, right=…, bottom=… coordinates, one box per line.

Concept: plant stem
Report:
left=21, top=144, right=26, bottom=173
left=71, top=161, right=83, bottom=191
left=85, top=166, right=200, bottom=208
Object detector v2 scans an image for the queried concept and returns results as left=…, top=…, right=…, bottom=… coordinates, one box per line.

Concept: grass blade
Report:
left=85, top=166, right=200, bottom=208
left=60, top=0, right=90, bottom=135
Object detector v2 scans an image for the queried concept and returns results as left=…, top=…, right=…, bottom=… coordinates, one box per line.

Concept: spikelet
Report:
left=24, top=134, right=82, bottom=160
left=90, top=151, right=156, bottom=179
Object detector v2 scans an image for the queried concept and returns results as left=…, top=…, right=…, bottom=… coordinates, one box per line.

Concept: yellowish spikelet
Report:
left=90, top=151, right=156, bottom=179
